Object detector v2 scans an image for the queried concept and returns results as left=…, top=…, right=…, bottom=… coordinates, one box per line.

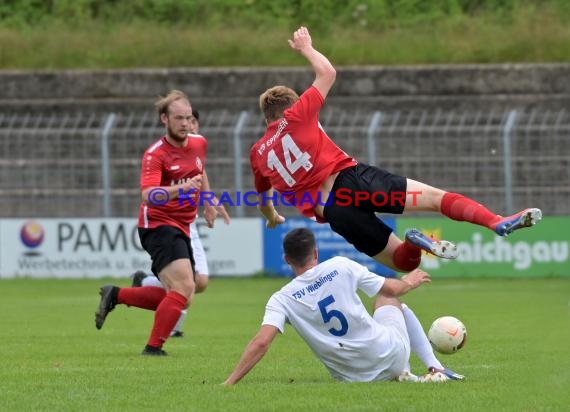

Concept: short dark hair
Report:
left=283, top=228, right=315, bottom=267
left=192, top=109, right=199, bottom=121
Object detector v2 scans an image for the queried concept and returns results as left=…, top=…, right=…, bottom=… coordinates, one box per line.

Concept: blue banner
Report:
left=262, top=217, right=396, bottom=278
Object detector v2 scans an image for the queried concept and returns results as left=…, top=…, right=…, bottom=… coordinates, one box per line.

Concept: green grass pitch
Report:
left=1, top=277, right=568, bottom=411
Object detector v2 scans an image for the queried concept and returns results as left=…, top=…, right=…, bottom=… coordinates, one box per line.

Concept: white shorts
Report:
left=371, top=305, right=411, bottom=380
left=189, top=222, right=209, bottom=276
left=141, top=222, right=209, bottom=288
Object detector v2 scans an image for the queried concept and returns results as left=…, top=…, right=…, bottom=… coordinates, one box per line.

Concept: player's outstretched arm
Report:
left=224, top=325, right=279, bottom=385
left=288, top=26, right=336, bottom=99
left=381, top=269, right=431, bottom=297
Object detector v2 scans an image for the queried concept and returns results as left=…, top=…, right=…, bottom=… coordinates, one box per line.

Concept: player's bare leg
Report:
left=404, top=179, right=445, bottom=212
left=142, top=259, right=195, bottom=355
left=170, top=273, right=208, bottom=338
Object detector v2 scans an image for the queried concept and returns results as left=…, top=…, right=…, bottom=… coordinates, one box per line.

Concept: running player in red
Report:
left=95, top=90, right=213, bottom=355
left=250, top=26, right=542, bottom=272
left=129, top=108, right=230, bottom=339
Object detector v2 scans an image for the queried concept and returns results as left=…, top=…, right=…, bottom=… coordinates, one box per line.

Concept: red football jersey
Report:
left=138, top=134, right=207, bottom=236
left=250, top=86, right=357, bottom=220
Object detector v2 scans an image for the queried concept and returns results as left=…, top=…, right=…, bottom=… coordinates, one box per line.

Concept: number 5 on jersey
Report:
left=318, top=295, right=348, bottom=337
left=267, top=134, right=313, bottom=187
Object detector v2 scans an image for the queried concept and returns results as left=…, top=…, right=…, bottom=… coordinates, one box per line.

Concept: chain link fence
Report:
left=1, top=108, right=568, bottom=218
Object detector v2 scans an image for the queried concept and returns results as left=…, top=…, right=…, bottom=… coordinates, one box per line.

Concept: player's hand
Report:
left=216, top=204, right=231, bottom=225
left=203, top=204, right=218, bottom=228
left=203, top=197, right=230, bottom=228
left=288, top=26, right=312, bottom=53
left=185, top=174, right=203, bottom=191
left=266, top=213, right=285, bottom=229
left=401, top=269, right=431, bottom=289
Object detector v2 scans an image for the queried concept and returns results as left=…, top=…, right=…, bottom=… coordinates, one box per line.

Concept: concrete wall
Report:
left=1, top=64, right=568, bottom=218
left=2, top=64, right=570, bottom=113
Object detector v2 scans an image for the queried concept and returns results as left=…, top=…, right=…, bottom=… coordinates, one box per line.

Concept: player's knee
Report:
left=195, top=280, right=208, bottom=293
left=172, top=274, right=195, bottom=299
left=392, top=244, right=422, bottom=272
left=179, top=284, right=195, bottom=299
left=375, top=294, right=402, bottom=310
left=194, top=274, right=209, bottom=293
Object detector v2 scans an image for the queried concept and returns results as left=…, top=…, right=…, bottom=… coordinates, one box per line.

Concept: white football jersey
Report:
left=262, top=256, right=406, bottom=382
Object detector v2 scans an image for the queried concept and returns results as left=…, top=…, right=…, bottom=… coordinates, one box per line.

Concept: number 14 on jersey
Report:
left=267, top=134, right=313, bottom=187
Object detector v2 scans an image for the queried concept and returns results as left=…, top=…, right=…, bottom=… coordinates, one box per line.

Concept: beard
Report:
left=167, top=125, right=188, bottom=143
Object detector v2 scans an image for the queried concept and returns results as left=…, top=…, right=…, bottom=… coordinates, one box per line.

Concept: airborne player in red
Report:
left=250, top=26, right=542, bottom=273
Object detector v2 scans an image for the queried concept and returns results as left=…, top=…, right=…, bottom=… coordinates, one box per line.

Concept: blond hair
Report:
left=155, top=90, right=190, bottom=117
left=259, top=86, right=299, bottom=123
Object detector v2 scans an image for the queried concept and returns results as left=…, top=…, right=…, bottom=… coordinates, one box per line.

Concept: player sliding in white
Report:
left=224, top=228, right=463, bottom=384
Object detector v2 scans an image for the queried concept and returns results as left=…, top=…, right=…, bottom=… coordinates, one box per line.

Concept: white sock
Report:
left=141, top=275, right=164, bottom=288
left=404, top=359, right=412, bottom=373
left=172, top=309, right=188, bottom=334
left=401, top=304, right=443, bottom=370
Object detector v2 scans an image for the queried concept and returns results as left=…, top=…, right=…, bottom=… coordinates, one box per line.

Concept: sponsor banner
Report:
left=0, top=218, right=262, bottom=279
left=194, top=218, right=263, bottom=277
left=263, top=217, right=396, bottom=278
left=397, top=217, right=569, bottom=277
left=4, top=216, right=566, bottom=278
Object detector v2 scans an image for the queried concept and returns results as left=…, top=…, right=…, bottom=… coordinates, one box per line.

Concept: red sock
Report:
left=393, top=242, right=422, bottom=271
left=147, top=291, right=188, bottom=348
left=118, top=286, right=166, bottom=311
left=441, top=192, right=500, bottom=230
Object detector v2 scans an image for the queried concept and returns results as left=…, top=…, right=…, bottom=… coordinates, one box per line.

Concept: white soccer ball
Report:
left=427, top=316, right=467, bottom=354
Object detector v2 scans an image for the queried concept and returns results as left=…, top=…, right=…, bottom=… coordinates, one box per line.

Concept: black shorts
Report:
left=323, top=164, right=407, bottom=257
left=138, top=225, right=195, bottom=278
